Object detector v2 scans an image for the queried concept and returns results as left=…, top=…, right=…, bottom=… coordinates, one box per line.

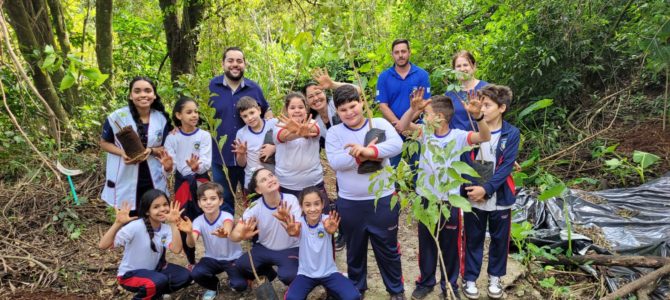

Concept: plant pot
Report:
left=262, top=130, right=276, bottom=165
left=115, top=126, right=146, bottom=159
left=357, top=128, right=386, bottom=174
left=471, top=160, right=494, bottom=185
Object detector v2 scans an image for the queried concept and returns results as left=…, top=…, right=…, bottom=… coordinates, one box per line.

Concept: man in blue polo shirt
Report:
left=209, top=47, right=273, bottom=214
left=376, top=39, right=431, bottom=167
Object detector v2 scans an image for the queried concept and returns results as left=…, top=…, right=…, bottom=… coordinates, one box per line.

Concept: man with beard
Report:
left=376, top=39, right=431, bottom=167
left=209, top=47, right=273, bottom=215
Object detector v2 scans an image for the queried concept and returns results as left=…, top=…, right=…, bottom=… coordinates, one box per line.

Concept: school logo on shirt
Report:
left=155, top=129, right=163, bottom=144
left=194, top=141, right=201, bottom=150
left=317, top=229, right=325, bottom=238
left=500, top=138, right=508, bottom=151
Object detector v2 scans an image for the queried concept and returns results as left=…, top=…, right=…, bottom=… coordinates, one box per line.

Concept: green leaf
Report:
left=451, top=161, right=479, bottom=177
left=59, top=72, right=76, bottom=91
left=518, top=99, right=554, bottom=120
left=604, top=158, right=622, bottom=168
left=632, top=150, right=660, bottom=169
left=448, top=194, right=471, bottom=212
left=538, top=183, right=567, bottom=201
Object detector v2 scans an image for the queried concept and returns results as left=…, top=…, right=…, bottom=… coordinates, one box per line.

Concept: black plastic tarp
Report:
left=511, top=172, right=670, bottom=299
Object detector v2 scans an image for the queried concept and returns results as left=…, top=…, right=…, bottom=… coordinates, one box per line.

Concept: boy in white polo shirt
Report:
left=325, top=85, right=405, bottom=299
left=181, top=182, right=247, bottom=300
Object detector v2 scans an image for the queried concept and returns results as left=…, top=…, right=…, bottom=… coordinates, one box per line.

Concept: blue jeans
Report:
left=212, top=163, right=244, bottom=215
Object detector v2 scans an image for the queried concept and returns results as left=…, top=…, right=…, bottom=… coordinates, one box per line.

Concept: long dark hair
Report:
left=248, top=167, right=271, bottom=195
left=127, top=76, right=173, bottom=137
left=136, top=189, right=169, bottom=253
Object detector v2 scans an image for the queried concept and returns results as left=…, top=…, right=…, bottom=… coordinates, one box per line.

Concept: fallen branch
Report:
left=537, top=254, right=670, bottom=268
left=601, top=263, right=670, bottom=300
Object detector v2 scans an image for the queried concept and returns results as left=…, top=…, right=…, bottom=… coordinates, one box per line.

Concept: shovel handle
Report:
left=67, top=175, right=79, bottom=205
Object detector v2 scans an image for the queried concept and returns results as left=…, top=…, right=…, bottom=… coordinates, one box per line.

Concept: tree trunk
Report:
left=158, top=0, right=206, bottom=85
left=537, top=254, right=670, bottom=268
left=2, top=0, right=70, bottom=126
left=45, top=0, right=80, bottom=111
left=95, top=0, right=113, bottom=102
left=46, top=0, right=71, bottom=56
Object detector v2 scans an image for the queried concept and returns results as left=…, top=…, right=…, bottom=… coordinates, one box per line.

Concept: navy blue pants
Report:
left=118, top=263, right=191, bottom=300
left=212, top=164, right=244, bottom=215
left=236, top=244, right=299, bottom=285
left=285, top=273, right=361, bottom=300
left=191, top=256, right=248, bottom=292
left=337, top=195, right=404, bottom=294
left=463, top=208, right=512, bottom=281
left=416, top=201, right=461, bottom=292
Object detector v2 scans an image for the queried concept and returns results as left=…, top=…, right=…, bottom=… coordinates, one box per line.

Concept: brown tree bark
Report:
left=158, top=0, right=206, bottom=84
left=2, top=0, right=70, bottom=126
left=95, top=0, right=113, bottom=100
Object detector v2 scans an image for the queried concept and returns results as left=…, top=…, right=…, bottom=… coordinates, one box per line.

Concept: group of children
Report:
left=99, top=53, right=520, bottom=300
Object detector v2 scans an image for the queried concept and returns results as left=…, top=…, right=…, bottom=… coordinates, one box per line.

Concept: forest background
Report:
left=0, top=0, right=668, bottom=298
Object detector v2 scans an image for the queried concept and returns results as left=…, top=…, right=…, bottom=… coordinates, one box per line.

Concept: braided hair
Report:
left=136, top=189, right=169, bottom=253
left=127, top=76, right=173, bottom=144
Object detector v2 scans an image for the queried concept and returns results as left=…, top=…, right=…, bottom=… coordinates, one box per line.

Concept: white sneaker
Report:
left=162, top=295, right=171, bottom=300
left=487, top=276, right=503, bottom=299
left=463, top=281, right=479, bottom=299
left=202, top=289, right=217, bottom=300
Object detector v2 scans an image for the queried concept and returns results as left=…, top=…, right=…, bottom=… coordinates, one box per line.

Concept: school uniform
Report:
left=460, top=121, right=520, bottom=281
left=236, top=118, right=278, bottom=189
left=115, top=219, right=191, bottom=300
left=235, top=193, right=301, bottom=285
left=285, top=215, right=360, bottom=300
left=415, top=127, right=473, bottom=292
left=190, top=210, right=247, bottom=291
left=164, top=128, right=212, bottom=265
left=273, top=121, right=325, bottom=198
left=101, top=106, right=170, bottom=211
left=325, top=118, right=404, bottom=294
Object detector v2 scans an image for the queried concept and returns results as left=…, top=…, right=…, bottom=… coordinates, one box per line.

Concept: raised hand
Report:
left=260, top=144, right=276, bottom=162
left=272, top=201, right=292, bottom=223
left=409, top=87, right=431, bottom=112
left=212, top=225, right=231, bottom=238
left=311, top=67, right=335, bottom=90
left=232, top=139, right=248, bottom=155
left=114, top=202, right=137, bottom=225
left=158, top=151, right=174, bottom=172
left=186, top=154, right=200, bottom=172
left=277, top=114, right=317, bottom=138
left=238, top=217, right=259, bottom=240
left=177, top=216, right=193, bottom=233
left=166, top=201, right=184, bottom=224
left=323, top=210, right=340, bottom=234
left=463, top=90, right=483, bottom=118
left=284, top=214, right=301, bottom=237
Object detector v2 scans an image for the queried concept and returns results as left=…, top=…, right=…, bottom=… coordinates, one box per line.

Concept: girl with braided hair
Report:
left=99, top=189, right=192, bottom=299
left=100, top=77, right=173, bottom=215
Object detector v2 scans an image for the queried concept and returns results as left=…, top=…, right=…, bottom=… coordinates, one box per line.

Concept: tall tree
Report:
left=158, top=0, right=206, bottom=84
left=2, top=0, right=70, bottom=126
left=95, top=0, right=113, bottom=99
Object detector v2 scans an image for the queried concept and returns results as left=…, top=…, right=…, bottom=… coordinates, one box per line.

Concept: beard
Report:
left=395, top=59, right=408, bottom=68
left=224, top=69, right=244, bottom=81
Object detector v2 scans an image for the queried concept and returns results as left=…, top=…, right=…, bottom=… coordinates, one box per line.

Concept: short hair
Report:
left=451, top=50, right=476, bottom=69
left=222, top=47, right=244, bottom=61
left=283, top=92, right=308, bottom=114
left=478, top=84, right=513, bottom=114
left=430, top=95, right=455, bottom=124
left=333, top=85, right=360, bottom=108
left=197, top=182, right=224, bottom=199
left=248, top=168, right=270, bottom=194
left=237, top=96, right=260, bottom=113
left=391, top=39, right=410, bottom=51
